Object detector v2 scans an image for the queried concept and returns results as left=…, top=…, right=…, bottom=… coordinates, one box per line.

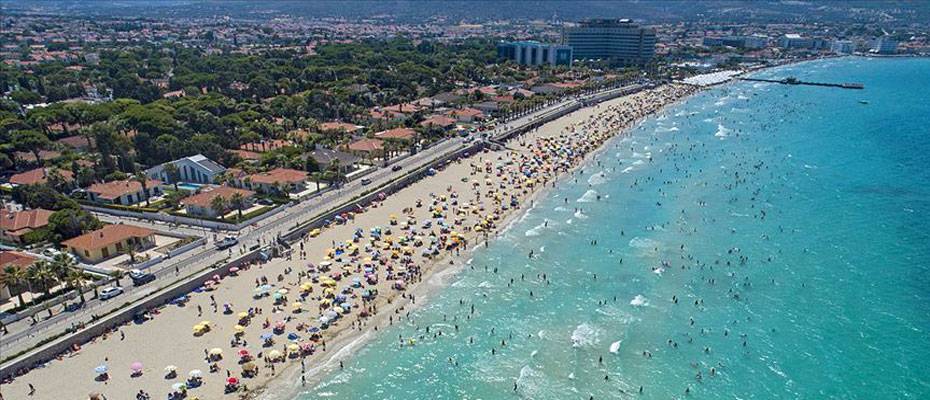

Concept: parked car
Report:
left=129, top=269, right=155, bottom=286
left=256, top=198, right=274, bottom=206
left=360, top=178, right=372, bottom=185
left=98, top=286, right=124, bottom=300
left=214, top=236, right=239, bottom=250
left=391, top=165, right=403, bottom=172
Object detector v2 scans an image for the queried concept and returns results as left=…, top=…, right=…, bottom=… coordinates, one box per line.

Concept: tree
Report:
left=27, top=260, right=56, bottom=298
left=48, top=208, right=102, bottom=242
left=163, top=162, right=181, bottom=190
left=49, top=253, right=75, bottom=283
left=13, top=130, right=50, bottom=164
left=210, top=195, right=228, bottom=220
left=1, top=265, right=30, bottom=307
left=228, top=192, right=246, bottom=219
left=65, top=268, right=87, bottom=303
left=133, top=172, right=151, bottom=207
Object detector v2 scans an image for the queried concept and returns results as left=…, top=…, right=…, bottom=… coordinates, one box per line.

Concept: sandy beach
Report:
left=0, top=84, right=696, bottom=400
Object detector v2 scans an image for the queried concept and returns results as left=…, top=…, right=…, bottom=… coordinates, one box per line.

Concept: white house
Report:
left=146, top=154, right=227, bottom=185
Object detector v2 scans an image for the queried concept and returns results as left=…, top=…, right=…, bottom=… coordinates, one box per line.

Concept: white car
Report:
left=98, top=286, right=124, bottom=300
left=214, top=236, right=238, bottom=250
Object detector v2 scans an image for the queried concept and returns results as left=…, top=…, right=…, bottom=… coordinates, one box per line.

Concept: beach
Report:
left=0, top=84, right=696, bottom=400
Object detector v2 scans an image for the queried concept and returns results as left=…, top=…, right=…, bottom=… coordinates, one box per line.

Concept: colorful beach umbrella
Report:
left=130, top=362, right=143, bottom=372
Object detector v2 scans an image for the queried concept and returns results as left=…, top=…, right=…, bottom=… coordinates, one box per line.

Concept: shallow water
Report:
left=299, top=57, right=930, bottom=399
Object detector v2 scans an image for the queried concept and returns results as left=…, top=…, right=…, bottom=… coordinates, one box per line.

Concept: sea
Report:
left=297, top=57, right=930, bottom=399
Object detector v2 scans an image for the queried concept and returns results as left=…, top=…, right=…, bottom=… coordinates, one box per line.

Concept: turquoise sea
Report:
left=302, top=57, right=930, bottom=399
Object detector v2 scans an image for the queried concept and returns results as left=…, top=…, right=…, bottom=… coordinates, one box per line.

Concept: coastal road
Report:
left=0, top=82, right=646, bottom=365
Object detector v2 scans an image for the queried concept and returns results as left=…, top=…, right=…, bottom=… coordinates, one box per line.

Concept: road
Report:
left=0, top=81, right=647, bottom=363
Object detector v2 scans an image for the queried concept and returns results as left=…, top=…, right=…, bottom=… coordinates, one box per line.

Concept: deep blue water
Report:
left=301, top=57, right=930, bottom=399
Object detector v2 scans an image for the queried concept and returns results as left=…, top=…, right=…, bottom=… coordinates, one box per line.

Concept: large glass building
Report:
left=563, top=19, right=656, bottom=65
left=497, top=41, right=573, bottom=67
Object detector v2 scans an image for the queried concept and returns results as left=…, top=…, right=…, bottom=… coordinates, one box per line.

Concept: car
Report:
left=360, top=178, right=372, bottom=185
left=215, top=236, right=239, bottom=250
left=129, top=269, right=155, bottom=286
left=98, top=286, right=124, bottom=300
left=391, top=165, right=402, bottom=172
left=256, top=198, right=274, bottom=206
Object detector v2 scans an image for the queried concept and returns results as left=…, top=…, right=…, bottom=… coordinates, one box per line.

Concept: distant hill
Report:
left=5, top=0, right=929, bottom=24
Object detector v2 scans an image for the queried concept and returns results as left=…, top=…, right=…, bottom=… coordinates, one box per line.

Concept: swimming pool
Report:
left=176, top=182, right=204, bottom=191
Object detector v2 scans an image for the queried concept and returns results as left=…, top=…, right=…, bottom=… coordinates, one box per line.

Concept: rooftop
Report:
left=0, top=208, right=54, bottom=234
left=248, top=168, right=309, bottom=185
left=87, top=179, right=162, bottom=200
left=9, top=167, right=75, bottom=186
left=61, top=224, right=155, bottom=251
left=181, top=186, right=255, bottom=208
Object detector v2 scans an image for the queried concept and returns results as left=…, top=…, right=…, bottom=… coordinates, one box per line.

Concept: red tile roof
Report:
left=181, top=186, right=255, bottom=208
left=14, top=150, right=61, bottom=163
left=248, top=168, right=308, bottom=185
left=419, top=115, right=457, bottom=128
left=319, top=122, right=363, bottom=132
left=0, top=251, right=37, bottom=272
left=374, top=127, right=416, bottom=140
left=87, top=179, right=162, bottom=200
left=0, top=209, right=53, bottom=235
left=61, top=224, right=154, bottom=252
left=9, top=167, right=74, bottom=186
left=346, top=138, right=384, bottom=153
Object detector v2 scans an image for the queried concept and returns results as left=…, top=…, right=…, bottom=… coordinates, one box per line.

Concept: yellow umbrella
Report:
left=267, top=350, right=283, bottom=359
left=287, top=343, right=300, bottom=352
left=209, top=348, right=223, bottom=356
left=300, top=283, right=313, bottom=291
left=192, top=324, right=205, bottom=332
left=291, top=302, right=303, bottom=309
left=234, top=325, right=245, bottom=333
left=237, top=312, right=249, bottom=319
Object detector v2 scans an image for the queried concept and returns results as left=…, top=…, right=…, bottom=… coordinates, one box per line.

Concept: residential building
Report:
left=779, top=34, right=814, bottom=49
left=563, top=19, right=656, bottom=65
left=374, top=127, right=417, bottom=141
left=318, top=122, right=364, bottom=134
left=9, top=167, right=75, bottom=187
left=703, top=35, right=767, bottom=49
left=873, top=36, right=898, bottom=54
left=419, top=115, right=457, bottom=129
left=145, top=154, right=226, bottom=185
left=832, top=40, right=856, bottom=54
left=180, top=186, right=255, bottom=218
left=0, top=208, right=53, bottom=243
left=61, top=224, right=155, bottom=263
left=0, top=251, right=37, bottom=302
left=244, top=168, right=309, bottom=194
left=497, top=41, right=573, bottom=66
left=86, top=179, right=165, bottom=206
left=446, top=108, right=485, bottom=122
left=308, top=145, right=360, bottom=172
left=346, top=138, right=385, bottom=160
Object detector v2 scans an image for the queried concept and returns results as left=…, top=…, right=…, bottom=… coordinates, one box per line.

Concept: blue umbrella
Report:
left=307, top=327, right=320, bottom=333
left=95, top=364, right=108, bottom=374
left=260, top=333, right=273, bottom=340
left=287, top=332, right=300, bottom=341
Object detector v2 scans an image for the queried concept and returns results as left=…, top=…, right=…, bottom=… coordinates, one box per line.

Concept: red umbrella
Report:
left=238, top=349, right=250, bottom=357
left=227, top=377, right=239, bottom=385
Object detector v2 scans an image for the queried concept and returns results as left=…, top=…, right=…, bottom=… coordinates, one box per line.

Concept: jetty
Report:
left=740, top=76, right=863, bottom=89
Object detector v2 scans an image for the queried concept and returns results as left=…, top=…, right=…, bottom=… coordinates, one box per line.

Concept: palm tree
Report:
left=163, top=162, right=181, bottom=190
left=311, top=172, right=322, bottom=192
left=65, top=269, right=87, bottom=303
left=27, top=261, right=56, bottom=298
left=228, top=192, right=246, bottom=219
left=109, top=270, right=125, bottom=287
left=133, top=173, right=151, bottom=207
left=50, top=253, right=75, bottom=282
left=1, top=265, right=30, bottom=307
left=210, top=195, right=228, bottom=220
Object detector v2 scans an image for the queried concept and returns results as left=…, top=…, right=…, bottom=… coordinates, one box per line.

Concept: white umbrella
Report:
left=188, top=369, right=203, bottom=378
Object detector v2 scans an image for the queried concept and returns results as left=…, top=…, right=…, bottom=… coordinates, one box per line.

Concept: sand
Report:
left=0, top=84, right=695, bottom=400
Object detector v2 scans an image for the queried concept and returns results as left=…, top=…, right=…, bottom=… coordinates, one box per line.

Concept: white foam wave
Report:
left=576, top=190, right=598, bottom=203
left=573, top=210, right=588, bottom=220
left=714, top=124, right=731, bottom=138
left=571, top=323, right=599, bottom=348
left=628, top=237, right=659, bottom=249
left=630, top=295, right=648, bottom=307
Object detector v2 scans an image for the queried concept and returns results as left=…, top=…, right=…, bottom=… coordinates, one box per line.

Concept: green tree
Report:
left=210, top=195, right=227, bottom=220
left=13, top=130, right=50, bottom=164
left=133, top=172, right=151, bottom=207
left=27, top=260, right=56, bottom=298
left=228, top=192, right=246, bottom=219
left=1, top=265, right=30, bottom=307
left=65, top=268, right=87, bottom=303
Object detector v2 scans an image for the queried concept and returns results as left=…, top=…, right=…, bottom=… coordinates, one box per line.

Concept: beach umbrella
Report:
left=94, top=364, right=108, bottom=374
left=287, top=332, right=300, bottom=341
left=274, top=320, right=286, bottom=329
left=188, top=369, right=203, bottom=378
left=260, top=333, right=274, bottom=340
left=238, top=349, right=250, bottom=357
left=164, top=365, right=177, bottom=373
left=237, top=312, right=250, bottom=319
left=273, top=292, right=283, bottom=300
left=234, top=325, right=245, bottom=334
left=277, top=288, right=289, bottom=295
left=242, top=362, right=257, bottom=371
left=171, top=382, right=187, bottom=392
left=209, top=348, right=223, bottom=356
left=227, top=377, right=239, bottom=385
left=130, top=362, right=143, bottom=372
left=287, top=343, right=300, bottom=352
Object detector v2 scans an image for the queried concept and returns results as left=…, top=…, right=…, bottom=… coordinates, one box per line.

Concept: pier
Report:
left=740, top=77, right=863, bottom=89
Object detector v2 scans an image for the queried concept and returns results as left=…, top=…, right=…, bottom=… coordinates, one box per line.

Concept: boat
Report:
left=858, top=100, right=869, bottom=105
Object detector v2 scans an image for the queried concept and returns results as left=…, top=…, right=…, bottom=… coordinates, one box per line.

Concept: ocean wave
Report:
left=714, top=123, right=731, bottom=138
left=587, top=172, right=608, bottom=185
left=525, top=221, right=548, bottom=237
left=573, top=210, right=589, bottom=220
left=630, top=295, right=648, bottom=307
left=577, top=189, right=598, bottom=203
left=628, top=237, right=660, bottom=249
left=571, top=323, right=599, bottom=348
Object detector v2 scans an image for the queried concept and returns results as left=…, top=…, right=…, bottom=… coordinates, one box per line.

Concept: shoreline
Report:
left=252, top=83, right=703, bottom=400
